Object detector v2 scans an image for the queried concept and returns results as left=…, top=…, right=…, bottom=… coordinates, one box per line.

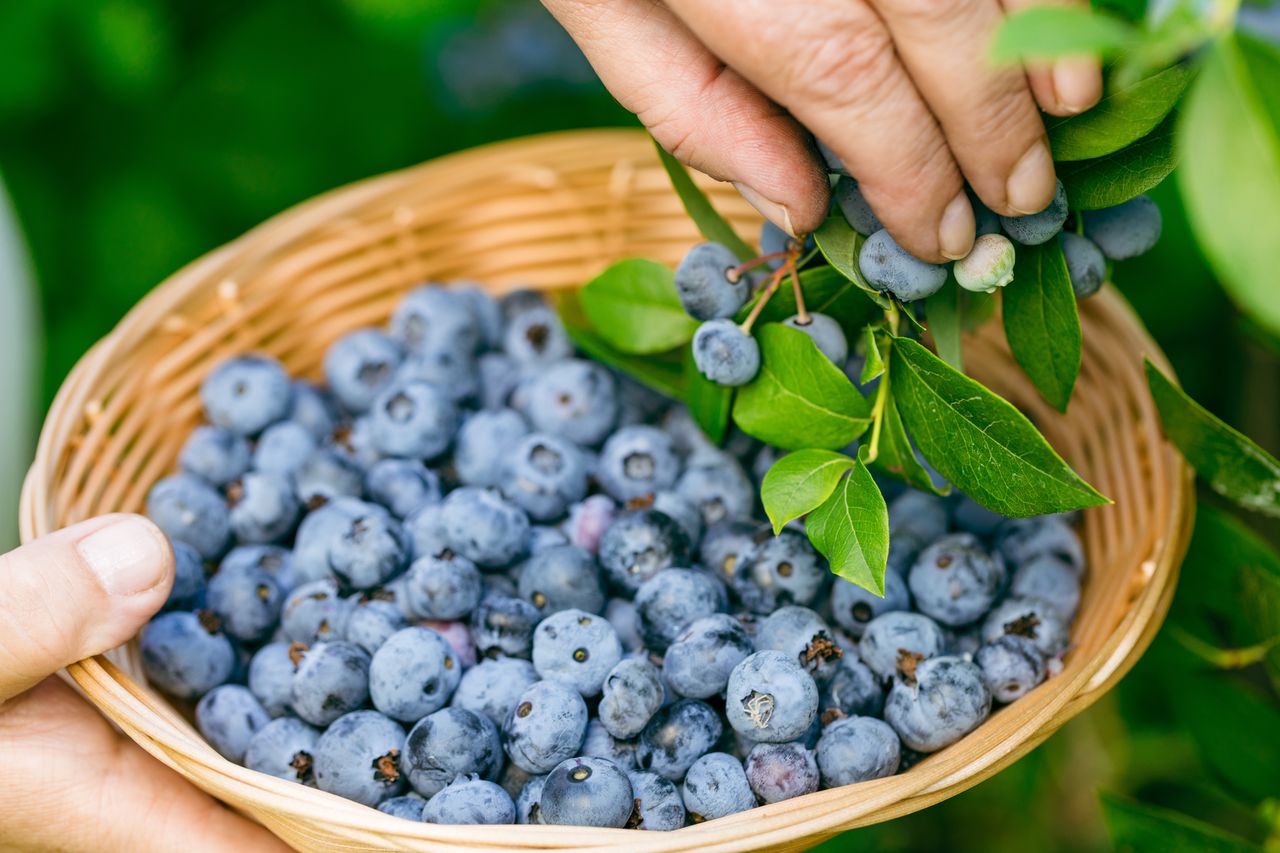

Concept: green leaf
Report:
left=1178, top=33, right=1280, bottom=337
left=867, top=394, right=951, bottom=496
left=890, top=337, right=1108, bottom=516
left=684, top=351, right=733, bottom=444
left=742, top=265, right=881, bottom=342
left=556, top=291, right=687, bottom=399
left=1146, top=360, right=1280, bottom=516
left=859, top=326, right=885, bottom=385
left=761, top=450, right=855, bottom=535
left=1058, top=114, right=1178, bottom=209
left=1100, top=793, right=1261, bottom=853
left=812, top=212, right=893, bottom=310
left=991, top=6, right=1136, bottom=63
left=653, top=139, right=754, bottom=262
left=579, top=259, right=700, bottom=355
left=1002, top=239, right=1082, bottom=412
left=733, top=324, right=871, bottom=451
left=926, top=279, right=963, bottom=372
left=1047, top=62, right=1194, bottom=161
left=806, top=460, right=889, bottom=595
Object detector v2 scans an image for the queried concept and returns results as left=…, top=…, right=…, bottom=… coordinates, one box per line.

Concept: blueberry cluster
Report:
left=140, top=283, right=1085, bottom=828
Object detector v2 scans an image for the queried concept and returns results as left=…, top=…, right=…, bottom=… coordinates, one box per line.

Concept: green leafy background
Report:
left=2, top=0, right=1280, bottom=850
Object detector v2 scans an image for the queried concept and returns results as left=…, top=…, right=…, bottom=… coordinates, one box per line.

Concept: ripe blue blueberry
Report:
left=830, top=570, right=910, bottom=637
left=423, top=776, right=516, bottom=825
left=662, top=613, right=754, bottom=700
left=651, top=490, right=703, bottom=548
left=676, top=456, right=755, bottom=527
left=503, top=680, right=589, bottom=774
left=744, top=741, right=819, bottom=804
left=821, top=657, right=886, bottom=720
left=814, top=716, right=902, bottom=786
left=699, top=519, right=763, bottom=603
left=996, top=516, right=1085, bottom=577
left=885, top=655, right=992, bottom=752
left=325, top=415, right=381, bottom=469
left=725, top=650, right=818, bottom=743
left=744, top=529, right=827, bottom=613
left=369, top=627, right=460, bottom=722
left=599, top=657, right=665, bottom=739
left=859, top=230, right=948, bottom=302
left=981, top=595, right=1070, bottom=657
left=344, top=596, right=408, bottom=655
left=540, top=757, right=635, bottom=828
left=756, top=606, right=844, bottom=683
left=834, top=177, right=883, bottom=235
left=323, top=329, right=403, bottom=413
left=605, top=597, right=644, bottom=653
left=503, top=305, right=574, bottom=365
left=207, top=560, right=283, bottom=642
left=691, top=319, right=760, bottom=386
left=531, top=608, right=623, bottom=697
left=179, top=426, right=251, bottom=486
left=1010, top=554, right=1081, bottom=619
left=290, top=640, right=371, bottom=726
left=312, top=710, right=406, bottom=807
left=1083, top=194, right=1162, bottom=259
left=518, top=544, right=605, bottom=615
left=889, top=491, right=949, bottom=543
left=244, top=716, right=320, bottom=785
left=368, top=381, right=459, bottom=460
left=326, top=509, right=408, bottom=590
left=907, top=533, right=1006, bottom=627
left=451, top=656, right=540, bottom=727
left=782, top=313, right=849, bottom=364
left=681, top=753, right=755, bottom=822
left=634, top=568, right=728, bottom=652
left=635, top=698, right=723, bottom=781
left=457, top=283, right=504, bottom=349
left=674, top=242, right=751, bottom=321
left=403, top=502, right=451, bottom=562
left=454, top=408, right=529, bottom=488
left=975, top=634, right=1047, bottom=703
left=293, top=448, right=364, bottom=508
left=627, top=770, right=686, bottom=830
left=597, top=509, right=692, bottom=596
left=478, top=352, right=522, bottom=410
left=441, top=487, right=530, bottom=568
left=858, top=611, right=945, bottom=683
left=377, top=795, right=426, bottom=821
left=596, top=426, right=682, bottom=502
left=364, top=458, right=441, bottom=519
left=1000, top=180, right=1069, bottom=245
left=147, top=474, right=232, bottom=560
left=950, top=494, right=1006, bottom=539
left=391, top=284, right=482, bottom=356
left=528, top=524, right=571, bottom=554
left=247, top=641, right=299, bottom=717
left=252, top=421, right=317, bottom=480
left=471, top=594, right=542, bottom=659
left=404, top=553, right=483, bottom=620
left=281, top=578, right=352, bottom=644
left=582, top=718, right=638, bottom=771
left=500, top=432, right=590, bottom=522
left=1060, top=232, right=1106, bottom=298
left=200, top=354, right=291, bottom=437
left=395, top=348, right=480, bottom=405
left=165, top=540, right=206, bottom=610
left=287, top=380, right=339, bottom=439
left=402, top=707, right=503, bottom=797
left=515, top=773, right=548, bottom=824
left=196, top=684, right=270, bottom=762
left=523, top=359, right=619, bottom=446
left=226, top=472, right=299, bottom=544
left=970, top=190, right=1002, bottom=236
left=140, top=610, right=235, bottom=700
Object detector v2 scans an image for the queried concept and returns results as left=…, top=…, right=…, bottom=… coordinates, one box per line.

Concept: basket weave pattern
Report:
left=21, top=130, right=1194, bottom=852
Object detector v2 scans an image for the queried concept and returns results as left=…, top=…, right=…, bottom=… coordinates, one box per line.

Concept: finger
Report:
left=0, top=514, right=173, bottom=702
left=869, top=0, right=1054, bottom=216
left=663, top=0, right=973, bottom=262
left=0, top=677, right=290, bottom=852
left=542, top=0, right=829, bottom=235
left=1001, top=0, right=1103, bottom=116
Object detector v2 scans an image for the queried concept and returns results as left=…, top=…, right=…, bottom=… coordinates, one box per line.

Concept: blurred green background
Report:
left=0, top=0, right=1276, bottom=850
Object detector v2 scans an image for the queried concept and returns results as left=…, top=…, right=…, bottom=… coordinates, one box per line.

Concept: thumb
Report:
left=0, top=513, right=173, bottom=702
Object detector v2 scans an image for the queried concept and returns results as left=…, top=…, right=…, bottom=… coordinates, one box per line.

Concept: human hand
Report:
left=0, top=514, right=290, bottom=853
left=543, top=0, right=1102, bottom=261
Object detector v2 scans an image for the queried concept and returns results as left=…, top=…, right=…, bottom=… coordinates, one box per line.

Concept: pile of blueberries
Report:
left=140, top=281, right=1086, bottom=828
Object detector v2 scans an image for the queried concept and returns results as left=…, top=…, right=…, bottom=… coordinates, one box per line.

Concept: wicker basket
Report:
left=21, top=129, right=1194, bottom=852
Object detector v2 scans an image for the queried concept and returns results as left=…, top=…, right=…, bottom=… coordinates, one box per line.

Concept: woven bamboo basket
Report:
left=21, top=129, right=1194, bottom=852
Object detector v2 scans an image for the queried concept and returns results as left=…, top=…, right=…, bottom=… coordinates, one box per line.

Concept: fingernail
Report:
left=734, top=183, right=795, bottom=237
left=78, top=516, right=170, bottom=596
left=938, top=191, right=976, bottom=260
left=1006, top=141, right=1056, bottom=215
left=1052, top=58, right=1102, bottom=115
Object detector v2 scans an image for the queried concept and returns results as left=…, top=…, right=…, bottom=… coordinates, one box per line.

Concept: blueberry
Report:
left=597, top=509, right=692, bottom=596
left=200, top=355, right=290, bottom=436
left=604, top=597, right=645, bottom=653
left=503, top=680, right=589, bottom=774
left=252, top=421, right=317, bottom=479
left=662, top=613, right=754, bottom=700
left=582, top=718, right=638, bottom=771
left=531, top=608, right=623, bottom=697
left=889, top=491, right=949, bottom=543
left=970, top=190, right=1002, bottom=236
left=674, top=242, right=751, bottom=321
left=291, top=640, right=371, bottom=726
left=207, top=561, right=283, bottom=642
left=884, top=655, right=992, bottom=752
left=326, top=510, right=408, bottom=590
left=745, top=741, right=819, bottom=803
left=1000, top=180, right=1068, bottom=245
left=451, top=656, right=540, bottom=727
left=281, top=578, right=352, bottom=644
left=287, top=380, right=339, bottom=439
left=456, top=283, right=504, bottom=348
left=478, top=352, right=522, bottom=410
left=503, top=305, right=573, bottom=365
left=226, top=472, right=299, bottom=544
left=523, top=359, right=619, bottom=446
left=528, top=525, right=571, bottom=554
left=395, top=348, right=480, bottom=404
left=981, top=595, right=1070, bottom=657
left=441, top=487, right=530, bottom=568
left=404, top=553, right=483, bottom=620
left=325, top=415, right=381, bottom=469
left=423, top=776, right=516, bottom=825
left=313, top=710, right=406, bottom=806
left=782, top=312, right=849, bottom=364
left=377, top=795, right=426, bottom=821
left=516, top=774, right=548, bottom=824
left=744, top=529, right=827, bottom=613
left=700, top=519, right=763, bottom=600
left=403, top=707, right=503, bottom=796
left=859, top=230, right=948, bottom=302
left=634, top=698, right=722, bottom=781
left=147, top=474, right=232, bottom=560
left=180, top=426, right=251, bottom=486
left=627, top=770, right=686, bottom=830
left=725, top=650, right=818, bottom=744
left=339, top=596, right=404, bottom=655
left=391, top=284, right=482, bottom=356
left=681, top=753, right=755, bottom=822
left=814, top=716, right=901, bottom=786
left=196, top=685, right=270, bottom=762
left=1010, top=554, right=1081, bottom=619
left=634, top=569, right=728, bottom=652
left=676, top=456, right=755, bottom=527
left=293, top=448, right=364, bottom=509
left=975, top=634, right=1047, bottom=703
left=364, top=459, right=441, bottom=519
left=951, top=494, right=1006, bottom=539
left=996, top=516, right=1085, bottom=577
left=454, top=409, right=530, bottom=487
left=815, top=139, right=850, bottom=175
left=834, top=177, right=882, bottom=235
left=954, top=233, right=1017, bottom=294
left=691, top=320, right=760, bottom=386
left=830, top=570, right=910, bottom=637
left=500, top=432, right=590, bottom=522
left=165, top=540, right=206, bottom=610
left=859, top=610, right=945, bottom=684
left=820, top=657, right=885, bottom=720
left=907, top=533, right=1006, bottom=627
left=599, top=657, right=665, bottom=739
left=324, top=330, right=403, bottom=413
left=651, top=490, right=703, bottom=549
left=596, top=426, right=682, bottom=502
left=1083, top=194, right=1162, bottom=259
left=370, top=627, right=461, bottom=722
left=244, top=716, right=320, bottom=785
left=471, top=594, right=542, bottom=659
left=757, top=606, right=844, bottom=683
left=540, top=757, right=634, bottom=828
left=1060, top=232, right=1106, bottom=298
left=140, top=611, right=235, bottom=700
left=367, top=382, right=459, bottom=461
left=614, top=370, right=672, bottom=426
left=518, top=544, right=605, bottom=615
left=247, top=642, right=299, bottom=717
left=403, top=502, right=452, bottom=562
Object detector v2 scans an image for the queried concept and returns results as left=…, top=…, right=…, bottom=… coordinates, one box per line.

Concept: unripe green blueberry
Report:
left=953, top=234, right=1016, bottom=294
